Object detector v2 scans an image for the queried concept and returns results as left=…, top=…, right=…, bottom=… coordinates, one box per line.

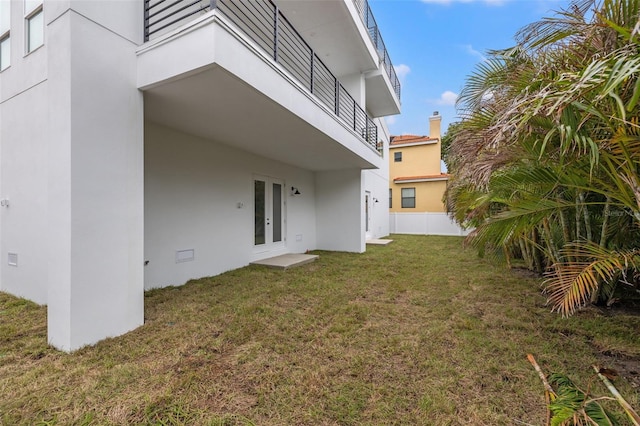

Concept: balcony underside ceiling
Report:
left=273, top=0, right=377, bottom=77
left=143, top=65, right=377, bottom=171
left=366, top=70, right=401, bottom=117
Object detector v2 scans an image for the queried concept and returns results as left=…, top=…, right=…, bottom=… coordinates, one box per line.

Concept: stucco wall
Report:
left=315, top=168, right=364, bottom=253
left=0, top=81, right=49, bottom=304
left=390, top=180, right=448, bottom=213
left=144, top=123, right=319, bottom=289
left=46, top=9, right=144, bottom=351
left=0, top=0, right=393, bottom=352
left=0, top=3, right=146, bottom=348
left=363, top=116, right=391, bottom=239
left=389, top=142, right=442, bottom=178
left=46, top=0, right=142, bottom=45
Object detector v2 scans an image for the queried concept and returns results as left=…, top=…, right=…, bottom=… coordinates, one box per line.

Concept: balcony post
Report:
left=353, top=102, right=357, bottom=131
left=310, top=50, right=314, bottom=94
left=143, top=0, right=149, bottom=42
left=335, top=78, right=340, bottom=116
left=273, top=3, right=279, bottom=62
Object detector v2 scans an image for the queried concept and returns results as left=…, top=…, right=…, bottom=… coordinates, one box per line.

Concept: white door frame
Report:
left=365, top=191, right=372, bottom=239
left=253, top=175, right=286, bottom=254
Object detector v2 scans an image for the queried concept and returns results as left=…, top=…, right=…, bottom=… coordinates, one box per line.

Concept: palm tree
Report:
left=446, top=0, right=640, bottom=315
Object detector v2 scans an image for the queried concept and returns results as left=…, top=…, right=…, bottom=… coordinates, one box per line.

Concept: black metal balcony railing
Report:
left=352, top=0, right=401, bottom=101
left=143, top=0, right=380, bottom=153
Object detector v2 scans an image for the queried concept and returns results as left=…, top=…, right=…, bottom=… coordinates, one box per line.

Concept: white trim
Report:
left=390, top=140, right=438, bottom=148
left=0, top=33, right=10, bottom=71
left=252, top=175, right=286, bottom=255
left=24, top=0, right=43, bottom=16
left=394, top=177, right=449, bottom=183
left=137, top=10, right=216, bottom=54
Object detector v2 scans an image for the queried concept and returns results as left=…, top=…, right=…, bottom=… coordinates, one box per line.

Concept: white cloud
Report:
left=385, top=116, right=397, bottom=126
left=462, top=44, right=487, bottom=62
left=421, top=0, right=506, bottom=4
left=394, top=64, right=411, bottom=81
left=437, top=91, right=459, bottom=106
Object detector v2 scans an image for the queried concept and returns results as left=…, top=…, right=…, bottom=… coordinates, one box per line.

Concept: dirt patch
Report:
left=511, top=267, right=542, bottom=279
left=596, top=350, right=640, bottom=389
left=597, top=299, right=640, bottom=317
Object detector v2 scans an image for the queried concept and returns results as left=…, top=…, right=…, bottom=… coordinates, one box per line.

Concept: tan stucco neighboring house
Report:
left=389, top=112, right=467, bottom=235
left=389, top=112, right=448, bottom=213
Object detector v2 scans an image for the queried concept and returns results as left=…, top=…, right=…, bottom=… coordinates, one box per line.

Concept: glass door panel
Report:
left=272, top=183, right=282, bottom=243
left=254, top=179, right=266, bottom=245
left=253, top=176, right=285, bottom=250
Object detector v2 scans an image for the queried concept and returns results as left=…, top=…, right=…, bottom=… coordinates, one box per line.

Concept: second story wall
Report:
left=1, top=0, right=142, bottom=103
left=47, top=1, right=142, bottom=45
left=1, top=0, right=47, bottom=102
left=389, top=112, right=443, bottom=178
left=389, top=113, right=447, bottom=214
left=390, top=142, right=442, bottom=178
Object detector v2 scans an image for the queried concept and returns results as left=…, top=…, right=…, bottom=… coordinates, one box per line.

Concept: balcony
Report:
left=352, top=0, right=401, bottom=117
left=270, top=0, right=401, bottom=117
left=352, top=0, right=400, bottom=101
left=142, top=0, right=383, bottom=158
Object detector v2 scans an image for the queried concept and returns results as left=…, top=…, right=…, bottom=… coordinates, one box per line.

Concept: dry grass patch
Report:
left=1, top=235, right=639, bottom=425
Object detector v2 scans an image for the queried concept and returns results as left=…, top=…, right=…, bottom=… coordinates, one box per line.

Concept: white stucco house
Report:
left=0, top=0, right=400, bottom=351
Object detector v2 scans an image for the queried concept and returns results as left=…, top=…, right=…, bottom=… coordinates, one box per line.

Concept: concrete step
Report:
left=366, top=239, right=393, bottom=246
left=250, top=253, right=319, bottom=270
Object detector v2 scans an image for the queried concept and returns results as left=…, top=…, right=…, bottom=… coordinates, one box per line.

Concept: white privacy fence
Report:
left=389, top=213, right=470, bottom=236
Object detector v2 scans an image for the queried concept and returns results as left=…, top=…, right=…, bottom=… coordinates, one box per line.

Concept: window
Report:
left=25, top=0, right=43, bottom=53
left=0, top=0, right=9, bottom=71
left=0, top=34, right=9, bottom=71
left=394, top=152, right=402, bottom=162
left=401, top=187, right=415, bottom=208
left=389, top=188, right=392, bottom=208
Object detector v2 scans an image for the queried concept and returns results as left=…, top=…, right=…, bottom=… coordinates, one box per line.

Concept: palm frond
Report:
left=549, top=372, right=621, bottom=426
left=544, top=243, right=640, bottom=316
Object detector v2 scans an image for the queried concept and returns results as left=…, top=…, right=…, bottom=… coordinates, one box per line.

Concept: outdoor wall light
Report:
left=291, top=186, right=301, bottom=196
left=373, top=198, right=379, bottom=203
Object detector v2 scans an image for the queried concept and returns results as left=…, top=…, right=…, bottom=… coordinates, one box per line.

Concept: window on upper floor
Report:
left=25, top=0, right=43, bottom=54
left=0, top=0, right=9, bottom=71
left=0, top=35, right=9, bottom=70
left=394, top=151, right=402, bottom=162
left=401, top=187, right=415, bottom=208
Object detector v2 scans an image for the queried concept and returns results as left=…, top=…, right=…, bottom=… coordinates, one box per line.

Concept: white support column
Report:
left=315, top=169, right=365, bottom=253
left=47, top=10, right=144, bottom=351
left=339, top=72, right=366, bottom=107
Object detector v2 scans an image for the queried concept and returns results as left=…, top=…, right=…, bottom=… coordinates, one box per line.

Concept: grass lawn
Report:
left=1, top=235, right=639, bottom=425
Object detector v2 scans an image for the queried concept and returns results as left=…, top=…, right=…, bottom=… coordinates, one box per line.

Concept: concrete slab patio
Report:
left=250, top=253, right=319, bottom=270
left=366, top=239, right=393, bottom=245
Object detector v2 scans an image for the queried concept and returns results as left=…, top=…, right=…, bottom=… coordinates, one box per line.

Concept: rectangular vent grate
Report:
left=175, top=249, right=195, bottom=263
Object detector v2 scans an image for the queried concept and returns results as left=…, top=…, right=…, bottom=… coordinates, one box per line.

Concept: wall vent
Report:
left=8, top=252, right=18, bottom=266
left=175, top=249, right=195, bottom=263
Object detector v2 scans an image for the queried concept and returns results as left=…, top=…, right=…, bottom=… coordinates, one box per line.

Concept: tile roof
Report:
left=390, top=134, right=439, bottom=146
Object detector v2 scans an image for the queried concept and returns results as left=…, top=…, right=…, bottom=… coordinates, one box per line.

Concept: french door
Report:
left=365, top=191, right=371, bottom=239
left=254, top=176, right=285, bottom=252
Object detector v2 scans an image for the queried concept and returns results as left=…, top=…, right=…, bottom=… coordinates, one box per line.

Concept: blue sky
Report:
left=368, top=0, right=572, bottom=136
